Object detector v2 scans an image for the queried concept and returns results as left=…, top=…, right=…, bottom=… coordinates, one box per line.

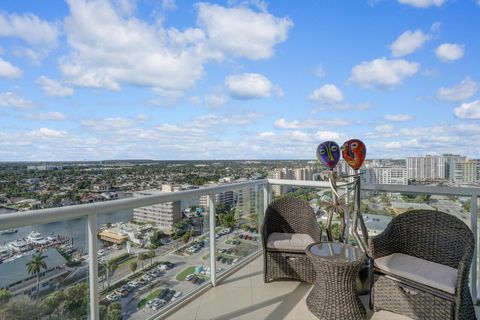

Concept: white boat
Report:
left=7, top=239, right=32, bottom=253
left=0, top=229, right=18, bottom=235
left=0, top=246, right=10, bottom=261
left=27, top=231, right=48, bottom=245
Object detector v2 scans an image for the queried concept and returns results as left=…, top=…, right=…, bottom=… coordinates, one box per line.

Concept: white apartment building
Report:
left=452, top=160, right=480, bottom=184
left=361, top=167, right=407, bottom=185
left=406, top=154, right=465, bottom=180
left=133, top=190, right=182, bottom=230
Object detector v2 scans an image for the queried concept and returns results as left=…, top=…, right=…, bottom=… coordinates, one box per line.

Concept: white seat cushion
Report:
left=374, top=253, right=458, bottom=294
left=266, top=232, right=315, bottom=251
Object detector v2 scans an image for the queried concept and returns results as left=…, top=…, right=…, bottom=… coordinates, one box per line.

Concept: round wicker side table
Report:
left=306, top=242, right=367, bottom=320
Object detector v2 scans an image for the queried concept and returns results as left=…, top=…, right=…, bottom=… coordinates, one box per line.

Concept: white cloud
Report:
left=225, top=73, right=274, bottom=99
left=314, top=65, right=325, bottom=77
left=258, top=131, right=275, bottom=138
left=349, top=57, right=419, bottom=89
left=37, top=76, right=75, bottom=97
left=81, top=117, right=134, bottom=131
left=390, top=29, right=430, bottom=57
left=435, top=43, right=464, bottom=62
left=60, top=1, right=290, bottom=96
left=0, top=12, right=60, bottom=47
left=196, top=2, right=292, bottom=60
left=314, top=130, right=341, bottom=141
left=274, top=118, right=350, bottom=129
left=274, top=118, right=316, bottom=129
left=26, top=112, right=66, bottom=121
left=454, top=100, right=480, bottom=120
left=0, top=91, right=35, bottom=109
left=204, top=93, right=228, bottom=107
left=30, top=128, right=69, bottom=139
left=309, top=84, right=343, bottom=104
left=61, top=0, right=209, bottom=93
left=375, top=124, right=394, bottom=133
left=437, top=77, right=478, bottom=102
left=397, top=0, right=446, bottom=8
left=384, top=114, right=414, bottom=121
left=0, top=58, right=22, bottom=78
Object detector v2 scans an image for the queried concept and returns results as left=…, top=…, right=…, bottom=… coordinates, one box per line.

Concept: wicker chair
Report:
left=369, top=209, right=476, bottom=320
left=262, top=197, right=322, bottom=283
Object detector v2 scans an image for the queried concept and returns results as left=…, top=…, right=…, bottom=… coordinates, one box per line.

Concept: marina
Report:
left=0, top=207, right=134, bottom=263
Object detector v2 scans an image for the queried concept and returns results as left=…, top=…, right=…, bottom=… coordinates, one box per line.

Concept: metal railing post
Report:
left=471, top=195, right=478, bottom=302
left=344, top=185, right=350, bottom=243
left=263, top=183, right=271, bottom=214
left=88, top=212, right=99, bottom=320
left=209, top=194, right=216, bottom=287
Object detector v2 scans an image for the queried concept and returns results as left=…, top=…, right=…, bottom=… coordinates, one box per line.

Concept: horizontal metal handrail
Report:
left=268, top=179, right=480, bottom=196
left=0, top=179, right=268, bottom=229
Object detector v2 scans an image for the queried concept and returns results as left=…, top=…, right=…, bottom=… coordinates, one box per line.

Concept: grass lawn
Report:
left=137, top=288, right=164, bottom=309
left=175, top=266, right=196, bottom=281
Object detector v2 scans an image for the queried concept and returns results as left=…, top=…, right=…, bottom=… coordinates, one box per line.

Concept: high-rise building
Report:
left=452, top=160, right=480, bottom=184
left=361, top=167, right=407, bottom=185
left=407, top=154, right=465, bottom=180
left=133, top=190, right=182, bottom=230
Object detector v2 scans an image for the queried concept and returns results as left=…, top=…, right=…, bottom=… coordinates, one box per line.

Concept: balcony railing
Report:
left=0, top=178, right=478, bottom=320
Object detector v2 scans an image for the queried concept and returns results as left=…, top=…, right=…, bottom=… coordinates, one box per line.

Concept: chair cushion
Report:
left=374, top=253, right=458, bottom=294
left=266, top=233, right=315, bottom=252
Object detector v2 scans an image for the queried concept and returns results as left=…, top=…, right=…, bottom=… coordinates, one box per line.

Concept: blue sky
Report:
left=0, top=0, right=480, bottom=161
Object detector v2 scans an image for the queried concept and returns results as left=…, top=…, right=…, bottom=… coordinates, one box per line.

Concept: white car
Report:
left=151, top=299, right=166, bottom=310
left=157, top=264, right=168, bottom=271
left=147, top=298, right=160, bottom=307
left=171, top=291, right=182, bottom=301
left=106, top=294, right=119, bottom=302
left=185, top=274, right=194, bottom=281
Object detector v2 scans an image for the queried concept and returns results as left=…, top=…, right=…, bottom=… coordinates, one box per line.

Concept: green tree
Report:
left=0, top=296, right=42, bottom=320
left=0, top=288, right=11, bottom=304
left=64, top=282, right=89, bottom=319
left=107, top=302, right=122, bottom=320
left=182, top=232, right=191, bottom=244
left=26, top=253, right=47, bottom=299
left=41, top=290, right=66, bottom=317
left=130, top=261, right=138, bottom=275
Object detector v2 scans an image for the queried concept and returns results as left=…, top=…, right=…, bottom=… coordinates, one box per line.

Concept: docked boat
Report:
left=0, top=246, right=10, bottom=261
left=0, top=229, right=18, bottom=235
left=27, top=231, right=48, bottom=245
left=7, top=239, right=32, bottom=253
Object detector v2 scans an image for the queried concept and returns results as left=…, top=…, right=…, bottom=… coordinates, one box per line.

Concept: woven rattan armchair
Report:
left=369, top=209, right=476, bottom=320
left=262, top=197, right=322, bottom=283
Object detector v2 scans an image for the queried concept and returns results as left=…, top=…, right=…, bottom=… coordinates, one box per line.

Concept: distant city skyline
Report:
left=1, top=0, right=480, bottom=161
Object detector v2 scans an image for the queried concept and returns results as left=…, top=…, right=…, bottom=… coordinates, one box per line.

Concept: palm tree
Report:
left=148, top=249, right=155, bottom=266
left=138, top=253, right=148, bottom=270
left=26, top=253, right=47, bottom=299
left=130, top=261, right=137, bottom=275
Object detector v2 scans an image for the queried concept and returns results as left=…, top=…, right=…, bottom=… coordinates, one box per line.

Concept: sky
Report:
left=0, top=0, right=480, bottom=161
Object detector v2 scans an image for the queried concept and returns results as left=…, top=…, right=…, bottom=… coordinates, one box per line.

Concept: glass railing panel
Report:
left=95, top=196, right=210, bottom=319
left=214, top=186, right=263, bottom=279
left=0, top=217, right=89, bottom=319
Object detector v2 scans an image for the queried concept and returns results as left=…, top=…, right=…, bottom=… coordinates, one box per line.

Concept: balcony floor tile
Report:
left=165, top=255, right=480, bottom=320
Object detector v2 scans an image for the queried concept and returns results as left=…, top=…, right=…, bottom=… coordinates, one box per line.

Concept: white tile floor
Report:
left=165, top=255, right=478, bottom=320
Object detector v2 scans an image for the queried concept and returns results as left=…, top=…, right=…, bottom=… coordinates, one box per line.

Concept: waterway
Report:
left=0, top=207, right=133, bottom=252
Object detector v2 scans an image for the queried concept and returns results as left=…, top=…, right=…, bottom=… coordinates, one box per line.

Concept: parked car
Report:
left=151, top=299, right=165, bottom=310
left=185, top=274, right=194, bottom=281
left=138, top=278, right=147, bottom=285
left=106, top=294, right=119, bottom=302
left=171, top=291, right=182, bottom=302
left=147, top=298, right=160, bottom=307
left=120, top=290, right=129, bottom=297
left=158, top=289, right=170, bottom=300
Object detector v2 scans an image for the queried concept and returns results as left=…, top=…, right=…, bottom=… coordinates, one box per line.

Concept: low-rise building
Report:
left=133, top=190, right=182, bottom=230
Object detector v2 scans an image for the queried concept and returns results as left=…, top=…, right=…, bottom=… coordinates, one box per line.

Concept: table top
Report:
left=308, top=242, right=365, bottom=263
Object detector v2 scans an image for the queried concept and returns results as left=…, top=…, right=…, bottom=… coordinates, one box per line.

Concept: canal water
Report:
left=0, top=207, right=133, bottom=252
